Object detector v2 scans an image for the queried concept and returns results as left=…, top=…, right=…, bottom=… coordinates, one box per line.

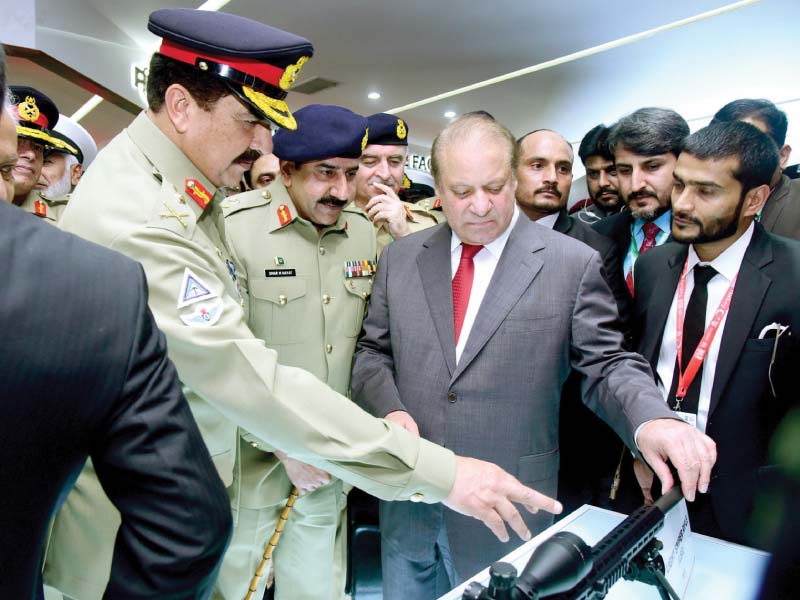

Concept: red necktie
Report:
left=626, top=222, right=661, bottom=296
left=452, top=243, right=484, bottom=343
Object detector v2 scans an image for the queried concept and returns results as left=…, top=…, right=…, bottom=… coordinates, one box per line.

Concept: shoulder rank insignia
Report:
left=344, top=259, right=378, bottom=278
left=34, top=199, right=47, bottom=218
left=185, top=179, right=212, bottom=209
left=432, top=198, right=442, bottom=209
left=277, top=204, right=293, bottom=226
left=177, top=267, right=216, bottom=308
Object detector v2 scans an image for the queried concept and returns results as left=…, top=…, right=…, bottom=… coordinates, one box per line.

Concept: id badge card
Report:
left=675, top=411, right=698, bottom=428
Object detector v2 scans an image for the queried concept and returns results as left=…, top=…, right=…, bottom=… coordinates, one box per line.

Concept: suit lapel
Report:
left=642, top=247, right=685, bottom=364
left=553, top=209, right=572, bottom=234
left=710, top=226, right=773, bottom=416
left=417, top=226, right=458, bottom=376
left=452, top=218, right=545, bottom=381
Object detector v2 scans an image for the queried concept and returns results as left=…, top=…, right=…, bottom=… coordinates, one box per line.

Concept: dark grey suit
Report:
left=352, top=214, right=675, bottom=590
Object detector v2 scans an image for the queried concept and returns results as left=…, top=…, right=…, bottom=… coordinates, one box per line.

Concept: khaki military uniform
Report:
left=18, top=190, right=69, bottom=224
left=43, top=112, right=455, bottom=600
left=217, top=188, right=376, bottom=599
left=415, top=196, right=447, bottom=223
left=375, top=199, right=441, bottom=255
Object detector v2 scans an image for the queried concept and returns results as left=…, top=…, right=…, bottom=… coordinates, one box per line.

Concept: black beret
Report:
left=273, top=105, right=368, bottom=162
left=8, top=86, right=61, bottom=148
left=366, top=113, right=409, bottom=146
left=148, top=8, right=314, bottom=130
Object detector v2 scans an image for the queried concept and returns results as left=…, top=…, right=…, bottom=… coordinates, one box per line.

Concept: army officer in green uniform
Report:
left=222, top=104, right=374, bottom=600
left=44, top=9, right=561, bottom=600
left=354, top=113, right=443, bottom=254
left=8, top=86, right=74, bottom=223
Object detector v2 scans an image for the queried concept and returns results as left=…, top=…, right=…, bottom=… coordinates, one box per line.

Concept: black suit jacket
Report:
left=0, top=201, right=231, bottom=599
left=633, top=224, right=800, bottom=544
left=552, top=210, right=637, bottom=513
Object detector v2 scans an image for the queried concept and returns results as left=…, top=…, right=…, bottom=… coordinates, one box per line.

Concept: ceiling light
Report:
left=71, top=95, right=104, bottom=122
left=368, top=92, right=381, bottom=100
left=444, top=111, right=456, bottom=119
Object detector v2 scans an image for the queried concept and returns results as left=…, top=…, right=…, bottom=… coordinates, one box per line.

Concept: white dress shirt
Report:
left=451, top=207, right=521, bottom=363
left=655, top=223, right=754, bottom=432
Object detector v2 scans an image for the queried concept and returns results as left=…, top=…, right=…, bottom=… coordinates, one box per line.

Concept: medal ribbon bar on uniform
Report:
left=344, top=259, right=377, bottom=278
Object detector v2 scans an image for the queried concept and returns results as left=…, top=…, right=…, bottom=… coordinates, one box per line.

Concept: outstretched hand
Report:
left=443, top=456, right=562, bottom=542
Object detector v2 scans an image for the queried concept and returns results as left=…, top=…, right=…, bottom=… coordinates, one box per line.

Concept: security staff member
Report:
left=8, top=86, right=74, bottom=220
left=221, top=104, right=376, bottom=600
left=44, top=9, right=560, bottom=600
left=354, top=113, right=441, bottom=254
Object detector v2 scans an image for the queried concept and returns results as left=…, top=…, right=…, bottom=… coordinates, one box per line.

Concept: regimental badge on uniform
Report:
left=277, top=204, right=293, bottom=226
left=344, top=259, right=377, bottom=278
left=176, top=267, right=224, bottom=327
left=185, top=178, right=212, bottom=209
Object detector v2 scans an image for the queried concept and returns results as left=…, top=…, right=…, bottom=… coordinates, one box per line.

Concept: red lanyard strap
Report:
left=675, top=259, right=737, bottom=400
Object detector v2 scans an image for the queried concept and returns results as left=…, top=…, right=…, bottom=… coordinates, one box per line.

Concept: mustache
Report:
left=628, top=190, right=657, bottom=201
left=368, top=176, right=397, bottom=187
left=235, top=149, right=263, bottom=163
left=318, top=195, right=348, bottom=207
left=535, top=184, right=561, bottom=198
left=672, top=210, right=702, bottom=226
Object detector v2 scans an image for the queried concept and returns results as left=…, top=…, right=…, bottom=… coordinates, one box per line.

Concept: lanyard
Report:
left=674, top=258, right=737, bottom=404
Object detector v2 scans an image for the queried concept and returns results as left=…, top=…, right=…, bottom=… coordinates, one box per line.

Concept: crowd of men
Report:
left=1, top=6, right=798, bottom=600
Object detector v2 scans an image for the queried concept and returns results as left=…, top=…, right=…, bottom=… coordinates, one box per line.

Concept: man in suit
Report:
left=594, top=108, right=689, bottom=296
left=633, top=121, right=799, bottom=544
left=44, top=10, right=559, bottom=599
left=514, top=128, right=636, bottom=515
left=710, top=98, right=800, bottom=240
left=568, top=124, right=624, bottom=223
left=352, top=112, right=717, bottom=599
left=0, top=46, right=232, bottom=597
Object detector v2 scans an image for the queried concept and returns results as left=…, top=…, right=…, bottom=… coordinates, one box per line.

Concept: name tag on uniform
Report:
left=265, top=268, right=296, bottom=277
left=674, top=411, right=697, bottom=429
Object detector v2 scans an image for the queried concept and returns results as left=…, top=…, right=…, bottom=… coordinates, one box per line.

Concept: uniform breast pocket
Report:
left=248, top=277, right=311, bottom=344
left=342, top=277, right=373, bottom=337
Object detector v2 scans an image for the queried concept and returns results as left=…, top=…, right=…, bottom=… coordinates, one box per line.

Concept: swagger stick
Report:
left=244, top=486, right=300, bottom=600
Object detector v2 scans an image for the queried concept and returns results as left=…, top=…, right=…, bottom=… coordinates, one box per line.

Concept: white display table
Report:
left=439, top=504, right=770, bottom=600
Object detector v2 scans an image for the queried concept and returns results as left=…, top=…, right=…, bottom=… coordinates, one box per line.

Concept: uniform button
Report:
left=319, top=247, right=326, bottom=255
left=361, top=292, right=368, bottom=299
left=250, top=441, right=259, bottom=449
left=447, top=392, right=457, bottom=403
left=326, top=344, right=333, bottom=353
left=322, top=294, right=331, bottom=304
left=410, top=492, right=424, bottom=502
left=278, top=294, right=287, bottom=305
left=262, top=190, right=271, bottom=199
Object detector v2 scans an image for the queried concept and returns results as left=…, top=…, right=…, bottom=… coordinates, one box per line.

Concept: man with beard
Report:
left=30, top=115, right=97, bottom=223
left=710, top=98, right=800, bottom=240
left=45, top=10, right=555, bottom=600
left=569, top=124, right=625, bottom=223
left=594, top=108, right=690, bottom=296
left=221, top=104, right=376, bottom=600
left=633, top=121, right=800, bottom=544
left=354, top=113, right=440, bottom=254
left=515, top=129, right=636, bottom=515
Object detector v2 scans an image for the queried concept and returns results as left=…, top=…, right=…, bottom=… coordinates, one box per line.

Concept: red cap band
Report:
left=159, top=39, right=285, bottom=89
